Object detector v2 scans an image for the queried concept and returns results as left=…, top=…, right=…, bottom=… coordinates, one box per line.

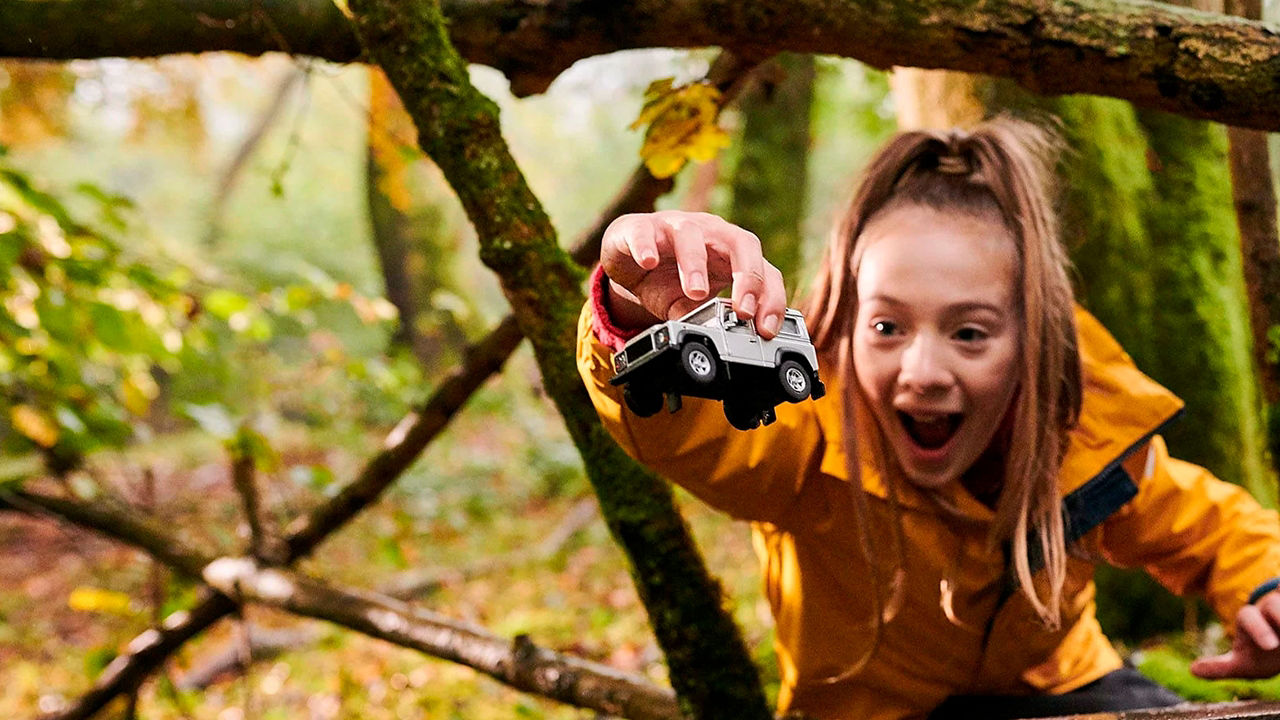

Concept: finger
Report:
left=719, top=226, right=766, bottom=320
left=754, top=262, right=788, bottom=339
left=1190, top=651, right=1241, bottom=679
left=600, top=215, right=654, bottom=284
left=1258, top=592, right=1280, bottom=630
left=623, top=215, right=661, bottom=270
left=1240, top=604, right=1280, bottom=651
left=664, top=216, right=710, bottom=302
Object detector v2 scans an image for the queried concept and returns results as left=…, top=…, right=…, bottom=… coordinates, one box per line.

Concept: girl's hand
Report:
left=600, top=210, right=789, bottom=339
left=1190, top=590, right=1280, bottom=679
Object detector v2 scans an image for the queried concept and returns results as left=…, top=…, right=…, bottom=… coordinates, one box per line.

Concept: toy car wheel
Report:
left=778, top=359, right=811, bottom=402
left=724, top=397, right=760, bottom=431
left=680, top=341, right=717, bottom=385
left=623, top=386, right=664, bottom=417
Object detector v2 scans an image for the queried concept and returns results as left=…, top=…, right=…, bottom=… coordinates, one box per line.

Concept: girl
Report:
left=575, top=117, right=1280, bottom=719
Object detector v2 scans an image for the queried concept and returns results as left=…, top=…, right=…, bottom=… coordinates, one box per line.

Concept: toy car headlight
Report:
left=613, top=352, right=628, bottom=372
left=654, top=328, right=670, bottom=347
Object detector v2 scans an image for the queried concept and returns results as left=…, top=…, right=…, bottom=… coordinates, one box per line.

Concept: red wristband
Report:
left=589, top=265, right=648, bottom=353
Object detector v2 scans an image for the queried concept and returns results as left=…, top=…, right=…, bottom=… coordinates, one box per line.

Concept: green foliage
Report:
left=0, top=159, right=193, bottom=467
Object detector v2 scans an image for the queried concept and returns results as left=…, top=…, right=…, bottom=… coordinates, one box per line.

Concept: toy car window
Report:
left=685, top=306, right=717, bottom=326
left=780, top=317, right=801, bottom=336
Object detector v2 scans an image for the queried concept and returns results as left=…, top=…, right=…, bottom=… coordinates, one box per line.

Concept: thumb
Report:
left=1190, top=651, right=1242, bottom=679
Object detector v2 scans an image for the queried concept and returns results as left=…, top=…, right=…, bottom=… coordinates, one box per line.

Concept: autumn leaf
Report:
left=630, top=78, right=729, bottom=179
left=11, top=404, right=58, bottom=447
left=68, top=586, right=133, bottom=615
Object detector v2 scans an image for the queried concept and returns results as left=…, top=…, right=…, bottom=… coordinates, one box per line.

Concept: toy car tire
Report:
left=680, top=341, right=718, bottom=385
left=724, top=397, right=760, bottom=431
left=623, top=386, right=664, bottom=417
left=778, top=359, right=811, bottom=402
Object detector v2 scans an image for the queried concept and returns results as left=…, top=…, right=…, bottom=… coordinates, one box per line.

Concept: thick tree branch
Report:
left=6, top=0, right=1280, bottom=129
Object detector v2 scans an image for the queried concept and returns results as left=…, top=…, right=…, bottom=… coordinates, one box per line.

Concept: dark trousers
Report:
left=927, top=667, right=1184, bottom=720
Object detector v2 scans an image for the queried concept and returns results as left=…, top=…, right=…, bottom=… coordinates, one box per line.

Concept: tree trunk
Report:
left=1135, top=109, right=1272, bottom=504
left=366, top=68, right=467, bottom=369
left=728, top=53, right=815, bottom=290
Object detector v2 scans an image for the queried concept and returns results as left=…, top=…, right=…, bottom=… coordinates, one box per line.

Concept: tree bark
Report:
left=344, top=2, right=772, bottom=718
left=6, top=0, right=1280, bottom=129
left=1135, top=109, right=1272, bottom=505
left=729, top=53, right=814, bottom=290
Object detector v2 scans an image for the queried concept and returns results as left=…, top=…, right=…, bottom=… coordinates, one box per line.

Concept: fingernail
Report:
left=762, top=314, right=780, bottom=335
left=689, top=272, right=707, bottom=295
left=741, top=294, right=757, bottom=316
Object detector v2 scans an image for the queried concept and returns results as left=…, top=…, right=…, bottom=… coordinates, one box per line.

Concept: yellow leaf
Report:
left=642, top=151, right=689, bottom=180
left=11, top=404, right=58, bottom=448
left=68, top=586, right=133, bottom=615
left=121, top=373, right=158, bottom=417
left=630, top=80, right=727, bottom=179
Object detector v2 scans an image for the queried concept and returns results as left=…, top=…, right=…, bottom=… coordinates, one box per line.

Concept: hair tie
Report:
left=936, top=154, right=970, bottom=175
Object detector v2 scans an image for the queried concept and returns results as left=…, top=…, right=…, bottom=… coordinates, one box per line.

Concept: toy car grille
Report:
left=625, top=334, right=653, bottom=362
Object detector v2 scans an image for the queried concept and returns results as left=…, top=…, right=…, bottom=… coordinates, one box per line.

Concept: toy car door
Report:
left=719, top=303, right=764, bottom=365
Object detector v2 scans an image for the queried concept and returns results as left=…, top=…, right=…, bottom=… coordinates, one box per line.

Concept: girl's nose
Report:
left=898, top=335, right=953, bottom=394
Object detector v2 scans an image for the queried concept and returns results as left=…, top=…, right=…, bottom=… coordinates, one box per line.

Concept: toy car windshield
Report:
left=610, top=298, right=824, bottom=431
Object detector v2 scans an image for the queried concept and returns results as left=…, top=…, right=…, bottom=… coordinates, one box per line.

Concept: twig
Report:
left=203, top=67, right=304, bottom=246
left=177, top=625, right=321, bottom=691
left=230, top=439, right=286, bottom=564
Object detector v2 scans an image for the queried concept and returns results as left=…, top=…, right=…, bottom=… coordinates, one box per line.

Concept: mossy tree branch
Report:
left=7, top=0, right=1280, bottom=129
left=344, top=2, right=771, bottom=718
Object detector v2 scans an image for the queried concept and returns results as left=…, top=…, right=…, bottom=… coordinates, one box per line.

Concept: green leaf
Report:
left=203, top=289, right=251, bottom=320
left=89, top=302, right=131, bottom=351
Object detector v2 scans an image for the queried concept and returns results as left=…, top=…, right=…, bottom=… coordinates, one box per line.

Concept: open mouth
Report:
left=898, top=412, right=963, bottom=450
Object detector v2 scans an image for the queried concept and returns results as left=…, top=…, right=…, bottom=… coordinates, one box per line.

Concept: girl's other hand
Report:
left=599, top=211, right=788, bottom=339
left=1190, top=590, right=1280, bottom=679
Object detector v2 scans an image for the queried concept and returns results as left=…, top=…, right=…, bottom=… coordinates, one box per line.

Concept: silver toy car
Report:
left=609, top=297, right=825, bottom=430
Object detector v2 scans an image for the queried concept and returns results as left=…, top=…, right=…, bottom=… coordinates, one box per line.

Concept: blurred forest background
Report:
left=6, top=6, right=1280, bottom=719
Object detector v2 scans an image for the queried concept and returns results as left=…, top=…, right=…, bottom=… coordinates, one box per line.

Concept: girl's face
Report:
left=852, top=205, right=1021, bottom=489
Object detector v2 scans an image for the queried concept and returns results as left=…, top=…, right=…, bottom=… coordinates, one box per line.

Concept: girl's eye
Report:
left=954, top=327, right=988, bottom=343
left=872, top=320, right=898, bottom=336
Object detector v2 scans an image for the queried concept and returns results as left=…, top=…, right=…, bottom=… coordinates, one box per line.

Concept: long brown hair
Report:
left=802, top=116, right=1083, bottom=631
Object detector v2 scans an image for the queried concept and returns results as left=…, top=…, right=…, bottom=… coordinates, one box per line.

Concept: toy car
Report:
left=609, top=297, right=825, bottom=430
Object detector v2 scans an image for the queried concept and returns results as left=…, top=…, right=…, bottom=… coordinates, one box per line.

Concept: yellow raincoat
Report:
left=577, top=297, right=1280, bottom=720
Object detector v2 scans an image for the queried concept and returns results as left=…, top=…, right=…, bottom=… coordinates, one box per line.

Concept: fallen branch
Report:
left=203, top=557, right=682, bottom=720
left=5, top=487, right=679, bottom=720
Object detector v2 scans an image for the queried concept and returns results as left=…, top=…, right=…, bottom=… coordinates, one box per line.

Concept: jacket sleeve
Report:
left=575, top=282, right=824, bottom=525
left=1094, top=434, right=1280, bottom=625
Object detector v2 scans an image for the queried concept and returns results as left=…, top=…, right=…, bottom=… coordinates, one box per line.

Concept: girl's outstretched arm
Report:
left=1094, top=436, right=1280, bottom=678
